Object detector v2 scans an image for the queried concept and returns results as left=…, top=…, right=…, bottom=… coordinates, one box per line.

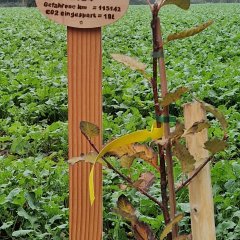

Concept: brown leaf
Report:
left=119, top=184, right=128, bottom=190
left=169, top=122, right=185, bottom=140
left=133, top=144, right=158, bottom=169
left=160, top=87, right=188, bottom=107
left=80, top=121, right=100, bottom=138
left=111, top=54, right=146, bottom=73
left=162, top=0, right=190, bottom=10
left=160, top=214, right=184, bottom=240
left=68, top=157, right=82, bottom=165
left=134, top=172, right=156, bottom=192
left=68, top=152, right=104, bottom=165
left=109, top=144, right=136, bottom=157
left=173, top=141, right=196, bottom=173
left=174, top=234, right=191, bottom=240
left=204, top=139, right=227, bottom=154
left=116, top=195, right=137, bottom=223
left=115, top=196, right=156, bottom=240
left=202, top=102, right=228, bottom=131
left=183, top=120, right=210, bottom=136
left=155, top=138, right=169, bottom=146
left=132, top=220, right=156, bottom=240
left=109, top=144, right=159, bottom=170
left=166, top=20, right=213, bottom=43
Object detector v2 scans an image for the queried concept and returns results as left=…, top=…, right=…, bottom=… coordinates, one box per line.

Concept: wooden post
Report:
left=68, top=27, right=102, bottom=240
left=35, top=1, right=130, bottom=239
left=184, top=102, right=216, bottom=240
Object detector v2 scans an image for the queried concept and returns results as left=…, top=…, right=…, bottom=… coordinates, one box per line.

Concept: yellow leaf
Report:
left=183, top=120, right=210, bottom=137
left=120, top=155, right=135, bottom=169
left=166, top=20, right=213, bottom=43
left=89, top=125, right=164, bottom=205
left=173, top=141, right=196, bottom=173
left=204, top=139, right=227, bottom=154
left=80, top=121, right=100, bottom=138
left=111, top=54, right=146, bottom=73
left=162, top=0, right=190, bottom=10
left=202, top=102, right=228, bottom=131
left=160, top=87, right=188, bottom=107
left=160, top=214, right=184, bottom=240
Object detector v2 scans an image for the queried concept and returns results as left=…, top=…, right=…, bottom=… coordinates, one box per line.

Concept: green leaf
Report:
left=204, top=139, right=227, bottom=154
left=0, top=221, right=14, bottom=230
left=80, top=121, right=100, bottom=138
left=173, top=141, right=196, bottom=173
left=49, top=215, right=63, bottom=224
left=17, top=207, right=38, bottom=226
left=166, top=20, right=213, bottom=43
left=6, top=188, right=21, bottom=202
left=162, top=0, right=190, bottom=10
left=160, top=214, right=184, bottom=240
left=12, top=230, right=34, bottom=237
left=0, top=194, right=7, bottom=205
left=25, top=192, right=38, bottom=210
left=160, top=87, right=188, bottom=107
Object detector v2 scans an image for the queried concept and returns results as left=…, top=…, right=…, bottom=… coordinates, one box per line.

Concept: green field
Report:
left=0, top=4, right=239, bottom=239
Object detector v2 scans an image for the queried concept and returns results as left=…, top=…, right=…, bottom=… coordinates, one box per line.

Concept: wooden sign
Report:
left=36, top=0, right=129, bottom=239
left=36, top=0, right=129, bottom=28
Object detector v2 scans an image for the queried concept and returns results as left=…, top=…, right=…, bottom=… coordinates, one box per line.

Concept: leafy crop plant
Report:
left=69, top=1, right=228, bottom=239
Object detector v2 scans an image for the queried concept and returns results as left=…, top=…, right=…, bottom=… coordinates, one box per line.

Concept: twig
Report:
left=157, top=0, right=165, bottom=11
left=151, top=6, right=172, bottom=240
left=82, top=132, right=165, bottom=211
left=146, top=0, right=153, bottom=11
left=155, top=11, right=178, bottom=238
left=176, top=155, right=214, bottom=193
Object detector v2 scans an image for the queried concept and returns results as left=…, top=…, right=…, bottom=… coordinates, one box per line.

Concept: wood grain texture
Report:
left=184, top=102, right=216, bottom=240
left=68, top=27, right=102, bottom=240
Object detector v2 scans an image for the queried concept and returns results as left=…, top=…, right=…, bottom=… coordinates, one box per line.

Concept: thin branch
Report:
left=157, top=0, right=165, bottom=11
left=146, top=0, right=153, bottom=11
left=176, top=134, right=226, bottom=193
left=156, top=14, right=178, bottom=239
left=175, top=155, right=214, bottom=193
left=151, top=7, right=172, bottom=240
left=82, top=132, right=165, bottom=211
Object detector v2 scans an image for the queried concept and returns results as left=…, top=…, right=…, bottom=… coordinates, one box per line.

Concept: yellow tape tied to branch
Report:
left=89, top=124, right=164, bottom=205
